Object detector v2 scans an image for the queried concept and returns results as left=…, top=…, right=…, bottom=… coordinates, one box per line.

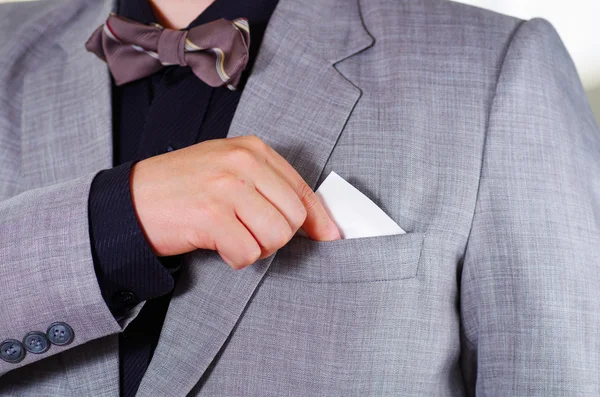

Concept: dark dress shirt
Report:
left=87, top=0, right=278, bottom=395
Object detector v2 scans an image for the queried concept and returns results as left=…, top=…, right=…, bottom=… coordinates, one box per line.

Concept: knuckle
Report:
left=213, top=171, right=252, bottom=192
left=188, top=228, right=214, bottom=251
left=297, top=181, right=317, bottom=209
left=192, top=200, right=221, bottom=223
left=231, top=146, right=257, bottom=164
left=240, top=244, right=261, bottom=267
left=320, top=215, right=335, bottom=230
left=265, top=225, right=293, bottom=251
left=244, top=135, right=266, bottom=149
left=240, top=135, right=269, bottom=157
left=186, top=203, right=224, bottom=249
left=279, top=224, right=295, bottom=246
left=233, top=146, right=256, bottom=164
left=290, top=204, right=308, bottom=230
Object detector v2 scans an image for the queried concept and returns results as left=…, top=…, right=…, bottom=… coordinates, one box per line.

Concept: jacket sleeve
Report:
left=0, top=173, right=128, bottom=377
left=460, top=18, right=600, bottom=396
left=0, top=4, right=136, bottom=378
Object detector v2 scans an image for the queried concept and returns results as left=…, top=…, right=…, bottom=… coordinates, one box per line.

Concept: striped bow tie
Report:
left=85, top=13, right=250, bottom=90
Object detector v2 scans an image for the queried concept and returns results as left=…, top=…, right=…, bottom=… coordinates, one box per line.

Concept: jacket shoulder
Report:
left=0, top=0, right=71, bottom=58
left=0, top=0, right=65, bottom=37
left=366, top=0, right=524, bottom=75
left=443, top=0, right=522, bottom=28
left=368, top=0, right=523, bottom=48
left=402, top=0, right=522, bottom=29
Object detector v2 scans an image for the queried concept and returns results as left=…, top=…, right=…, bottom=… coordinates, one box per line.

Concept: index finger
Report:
left=261, top=144, right=341, bottom=241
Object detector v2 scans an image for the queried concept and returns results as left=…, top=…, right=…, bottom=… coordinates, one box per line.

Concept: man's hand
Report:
left=130, top=136, right=341, bottom=269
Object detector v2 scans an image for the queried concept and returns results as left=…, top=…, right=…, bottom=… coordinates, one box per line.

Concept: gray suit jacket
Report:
left=1, top=0, right=599, bottom=395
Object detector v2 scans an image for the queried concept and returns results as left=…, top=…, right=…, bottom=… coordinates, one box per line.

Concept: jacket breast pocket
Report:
left=267, top=232, right=426, bottom=283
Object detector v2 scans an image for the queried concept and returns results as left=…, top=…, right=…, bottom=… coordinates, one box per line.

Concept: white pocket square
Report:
left=297, top=171, right=405, bottom=239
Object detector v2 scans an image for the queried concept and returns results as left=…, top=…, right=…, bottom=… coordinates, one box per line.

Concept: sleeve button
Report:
left=0, top=339, right=26, bottom=363
left=46, top=322, right=74, bottom=346
left=23, top=331, right=50, bottom=354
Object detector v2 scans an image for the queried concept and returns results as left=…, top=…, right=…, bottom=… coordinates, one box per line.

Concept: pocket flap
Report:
left=268, top=232, right=426, bottom=283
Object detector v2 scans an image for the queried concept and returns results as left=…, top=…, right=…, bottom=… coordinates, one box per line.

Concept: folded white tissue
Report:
left=296, top=171, right=405, bottom=239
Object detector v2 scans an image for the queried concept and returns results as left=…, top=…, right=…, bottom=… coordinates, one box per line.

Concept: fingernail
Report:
left=221, top=253, right=237, bottom=269
left=331, top=225, right=342, bottom=240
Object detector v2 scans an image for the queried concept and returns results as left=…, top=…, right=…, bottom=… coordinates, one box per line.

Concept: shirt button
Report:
left=23, top=331, right=50, bottom=354
left=113, top=290, right=137, bottom=306
left=0, top=339, right=26, bottom=363
left=46, top=322, right=74, bottom=346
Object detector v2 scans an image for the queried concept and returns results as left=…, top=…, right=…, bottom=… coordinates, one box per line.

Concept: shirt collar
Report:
left=117, top=0, right=278, bottom=35
left=116, top=0, right=156, bottom=24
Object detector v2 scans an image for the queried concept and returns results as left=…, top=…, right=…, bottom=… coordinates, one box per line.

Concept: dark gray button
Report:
left=23, top=331, right=50, bottom=354
left=113, top=290, right=137, bottom=308
left=115, top=290, right=136, bottom=304
left=0, top=339, right=25, bottom=363
left=46, top=322, right=74, bottom=346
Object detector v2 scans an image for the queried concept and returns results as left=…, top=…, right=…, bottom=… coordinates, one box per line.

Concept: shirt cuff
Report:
left=88, top=161, right=177, bottom=317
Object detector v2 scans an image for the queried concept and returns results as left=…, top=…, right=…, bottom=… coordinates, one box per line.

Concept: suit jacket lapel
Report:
left=136, top=0, right=373, bottom=395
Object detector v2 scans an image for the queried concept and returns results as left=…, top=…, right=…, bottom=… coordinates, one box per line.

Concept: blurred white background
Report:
left=1, top=0, right=599, bottom=122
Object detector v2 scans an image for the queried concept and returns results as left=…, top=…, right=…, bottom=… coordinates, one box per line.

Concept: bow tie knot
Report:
left=85, top=13, right=251, bottom=90
left=157, top=27, right=189, bottom=67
